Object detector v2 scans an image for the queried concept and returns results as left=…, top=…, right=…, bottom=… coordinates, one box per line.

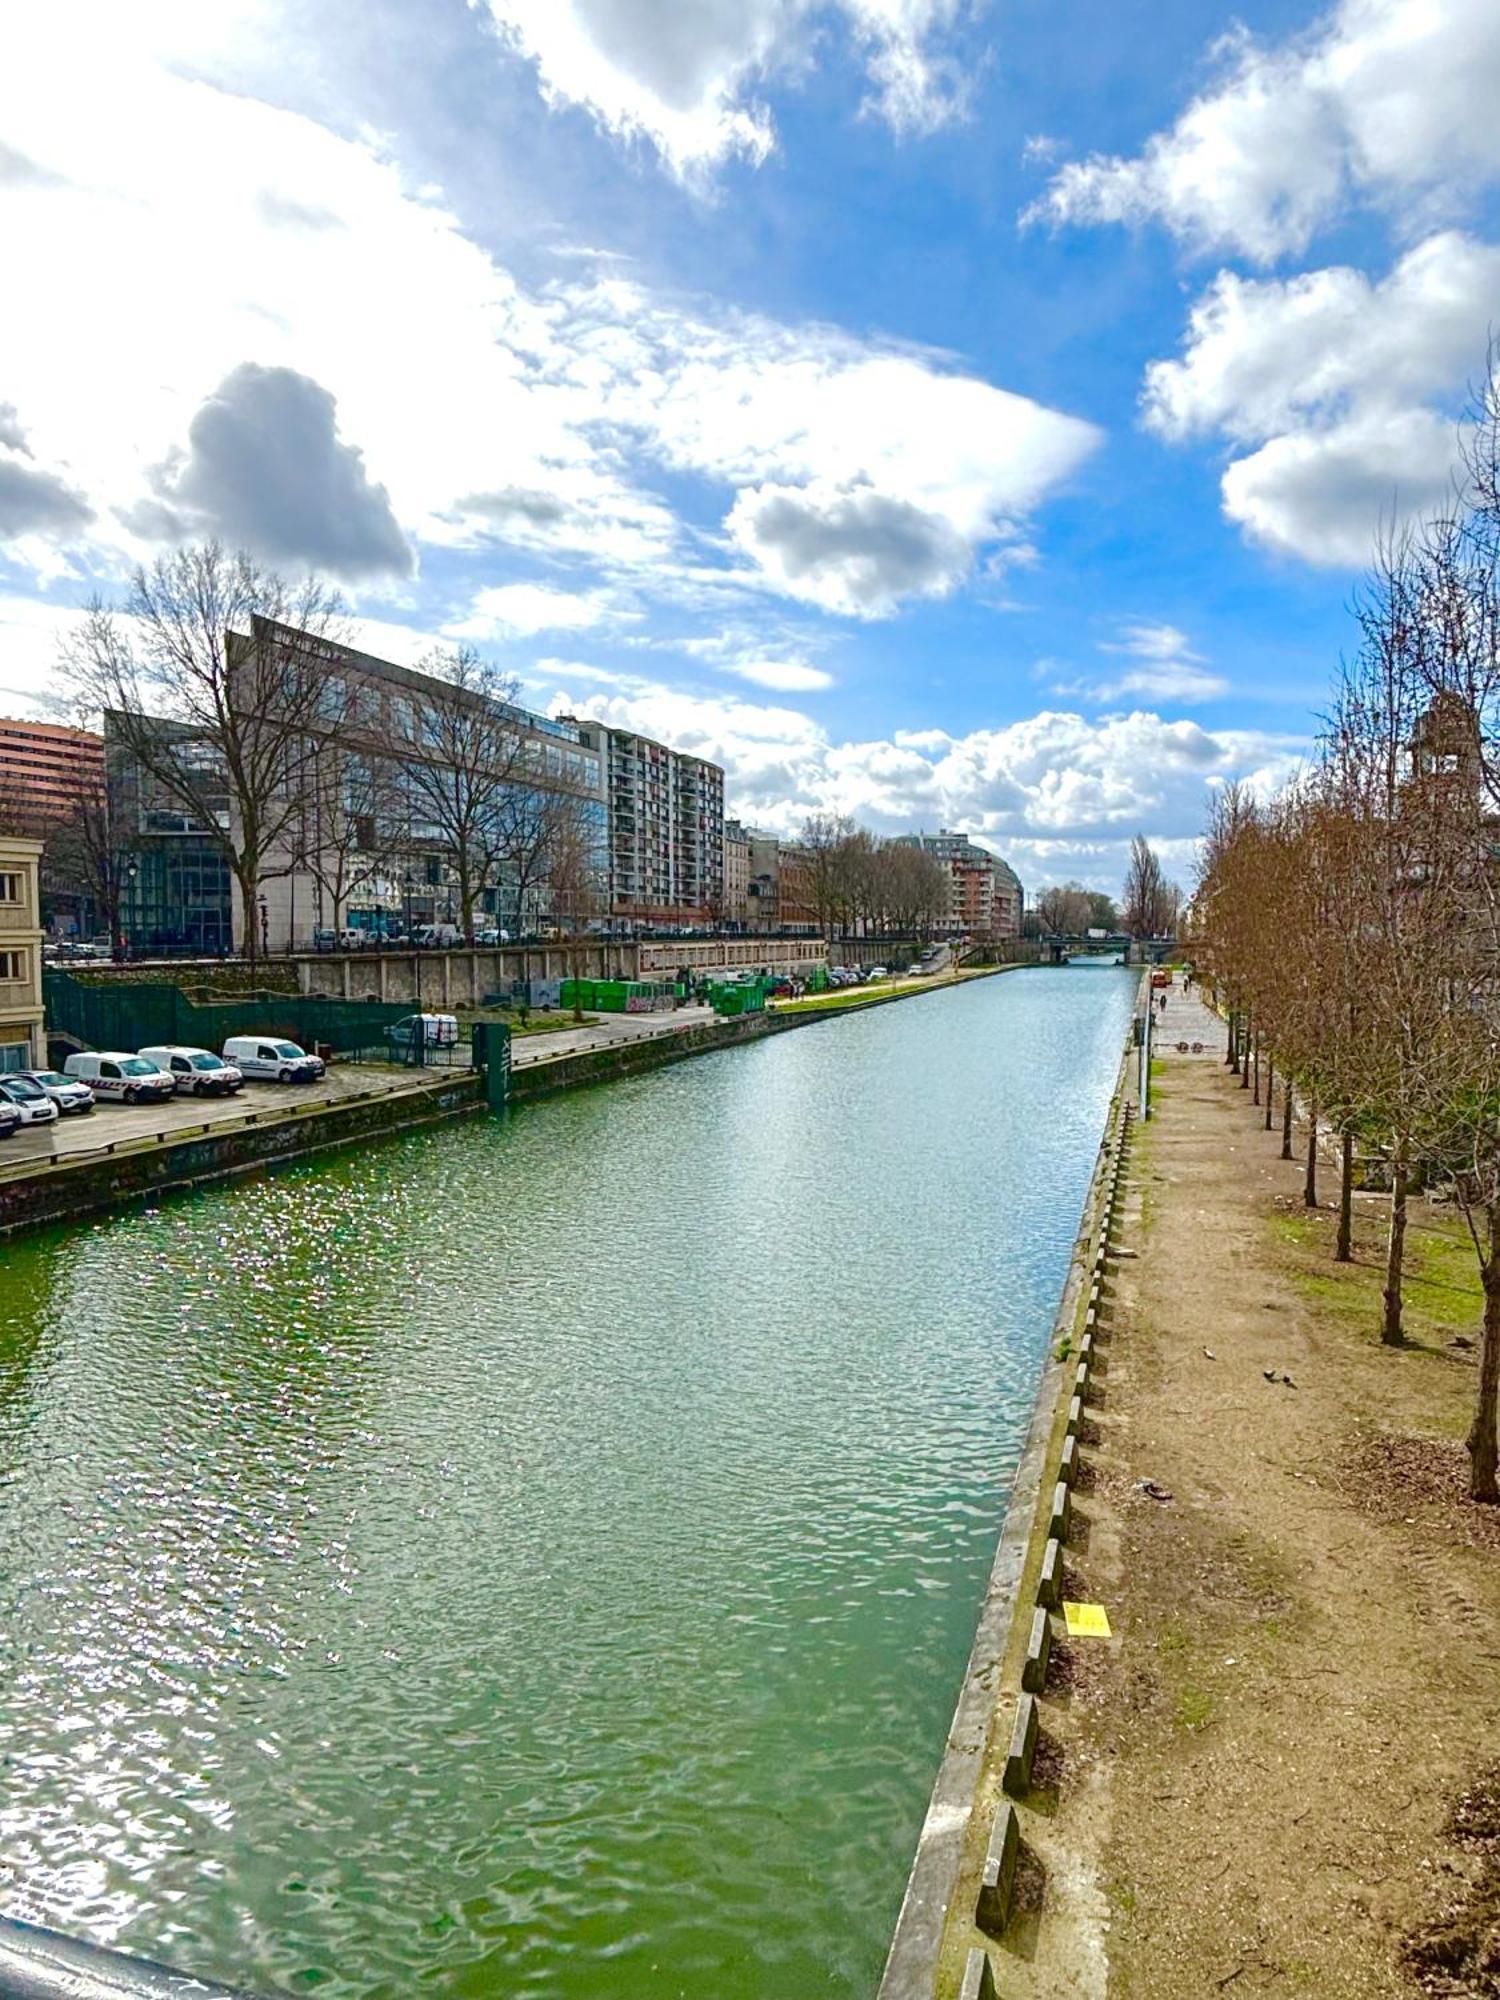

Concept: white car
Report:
left=222, top=1036, right=325, bottom=1083
left=62, top=1051, right=177, bottom=1104
left=0, top=1075, right=60, bottom=1126
left=17, top=1068, right=95, bottom=1115
left=138, top=1046, right=245, bottom=1096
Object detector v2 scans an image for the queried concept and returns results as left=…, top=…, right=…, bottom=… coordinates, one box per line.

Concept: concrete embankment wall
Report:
left=877, top=1023, right=1139, bottom=2000
left=0, top=1075, right=481, bottom=1240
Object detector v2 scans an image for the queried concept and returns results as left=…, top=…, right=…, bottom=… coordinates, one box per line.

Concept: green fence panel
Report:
left=44, top=972, right=414, bottom=1058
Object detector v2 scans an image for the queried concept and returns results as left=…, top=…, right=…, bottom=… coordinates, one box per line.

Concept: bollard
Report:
left=1066, top=1393, right=1082, bottom=1439
left=976, top=1804, right=1020, bottom=1934
left=1048, top=1479, right=1071, bottom=1543
left=1037, top=1536, right=1062, bottom=1609
left=1002, top=1692, right=1039, bottom=1797
left=958, top=1946, right=997, bottom=2000
left=1022, top=1606, right=1052, bottom=1694
left=1059, top=1434, right=1078, bottom=1485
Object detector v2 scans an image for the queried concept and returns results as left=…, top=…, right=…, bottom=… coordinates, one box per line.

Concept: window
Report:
left=0, top=1043, right=28, bottom=1074
left=0, top=951, right=22, bottom=981
left=100, top=1062, right=120, bottom=1079
left=0, top=873, right=19, bottom=903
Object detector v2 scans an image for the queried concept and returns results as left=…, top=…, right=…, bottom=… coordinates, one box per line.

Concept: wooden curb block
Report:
left=959, top=1945, right=997, bottom=2000
left=1059, top=1434, right=1078, bottom=1485
left=1002, top=1692, right=1039, bottom=1797
left=1049, top=1479, right=1071, bottom=1543
left=1021, top=1606, right=1052, bottom=1693
left=1037, top=1536, right=1061, bottom=1609
left=976, top=1803, right=1020, bottom=1933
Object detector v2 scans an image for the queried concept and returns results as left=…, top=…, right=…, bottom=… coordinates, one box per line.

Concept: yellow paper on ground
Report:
left=1062, top=1600, right=1112, bottom=1638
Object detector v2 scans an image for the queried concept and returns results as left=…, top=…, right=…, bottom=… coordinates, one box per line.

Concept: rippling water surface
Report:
left=0, top=966, right=1135, bottom=1997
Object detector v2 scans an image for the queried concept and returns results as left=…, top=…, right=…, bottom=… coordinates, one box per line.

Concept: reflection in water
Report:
left=0, top=967, right=1136, bottom=1997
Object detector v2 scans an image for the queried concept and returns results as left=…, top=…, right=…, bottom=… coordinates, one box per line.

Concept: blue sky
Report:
left=4, top=0, right=1499, bottom=893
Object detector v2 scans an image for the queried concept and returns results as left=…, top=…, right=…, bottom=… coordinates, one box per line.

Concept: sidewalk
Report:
left=1151, top=973, right=1229, bottom=1060
left=1003, top=1054, right=1500, bottom=1998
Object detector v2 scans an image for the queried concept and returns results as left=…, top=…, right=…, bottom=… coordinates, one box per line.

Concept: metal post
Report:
left=1139, top=982, right=1152, bottom=1120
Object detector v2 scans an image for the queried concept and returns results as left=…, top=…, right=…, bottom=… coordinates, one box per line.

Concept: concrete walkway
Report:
left=1150, top=973, right=1228, bottom=1060
left=510, top=1003, right=718, bottom=1068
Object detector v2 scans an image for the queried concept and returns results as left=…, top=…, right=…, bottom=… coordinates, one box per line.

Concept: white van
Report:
left=138, top=1046, right=245, bottom=1096
left=385, top=1013, right=459, bottom=1051
left=414, top=923, right=463, bottom=949
left=222, top=1036, right=326, bottom=1084
left=63, top=1051, right=177, bottom=1104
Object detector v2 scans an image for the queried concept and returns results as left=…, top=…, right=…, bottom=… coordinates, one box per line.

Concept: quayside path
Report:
left=989, top=978, right=1500, bottom=1999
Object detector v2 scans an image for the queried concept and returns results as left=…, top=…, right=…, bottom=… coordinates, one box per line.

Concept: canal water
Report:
left=0, top=965, right=1135, bottom=1998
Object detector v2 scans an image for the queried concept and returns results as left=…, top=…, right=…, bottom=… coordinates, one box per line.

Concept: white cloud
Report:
left=0, top=12, right=1092, bottom=625
left=0, top=596, right=95, bottom=716
left=444, top=583, right=620, bottom=639
left=1142, top=234, right=1500, bottom=446
left=1026, top=0, right=1500, bottom=263
left=1142, top=233, right=1493, bottom=564
left=719, top=657, right=835, bottom=692
left=480, top=0, right=972, bottom=177
left=1221, top=407, right=1458, bottom=565
left=1090, top=621, right=1228, bottom=702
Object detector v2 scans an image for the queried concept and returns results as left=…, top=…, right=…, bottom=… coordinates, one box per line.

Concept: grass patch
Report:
left=1269, top=1196, right=1482, bottom=1347
left=1172, top=1685, right=1216, bottom=1732
left=468, top=1009, right=600, bottom=1037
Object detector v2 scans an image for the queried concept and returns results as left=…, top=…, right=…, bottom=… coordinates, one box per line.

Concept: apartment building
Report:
left=897, top=831, right=1024, bottom=940
left=743, top=831, right=817, bottom=934
left=569, top=719, right=725, bottom=928
left=0, top=718, right=104, bottom=827
left=0, top=835, right=45, bottom=1071
left=724, top=818, right=751, bottom=930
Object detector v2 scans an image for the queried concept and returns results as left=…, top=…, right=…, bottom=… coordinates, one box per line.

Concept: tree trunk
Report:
left=1281, top=1081, right=1294, bottom=1162
left=1382, top=1144, right=1407, bottom=1346
left=1228, top=1010, right=1240, bottom=1074
left=1304, top=1096, right=1318, bottom=1208
left=1336, top=1128, right=1354, bottom=1261
left=1264, top=1058, right=1275, bottom=1132
left=237, top=856, right=260, bottom=972
left=1241, top=1010, right=1252, bottom=1088
left=1252, top=1034, right=1260, bottom=1105
left=1471, top=1222, right=1500, bottom=1503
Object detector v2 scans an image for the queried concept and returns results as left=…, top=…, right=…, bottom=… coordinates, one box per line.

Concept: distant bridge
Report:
left=1038, top=933, right=1176, bottom=967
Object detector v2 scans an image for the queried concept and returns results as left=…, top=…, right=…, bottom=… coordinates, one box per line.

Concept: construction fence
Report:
left=45, top=970, right=418, bottom=1061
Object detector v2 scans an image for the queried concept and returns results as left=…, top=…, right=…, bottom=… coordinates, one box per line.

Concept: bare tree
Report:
left=60, top=542, right=346, bottom=967
left=294, top=743, right=399, bottom=938
left=384, top=645, right=525, bottom=942
left=1122, top=835, right=1177, bottom=938
left=545, top=791, right=606, bottom=1021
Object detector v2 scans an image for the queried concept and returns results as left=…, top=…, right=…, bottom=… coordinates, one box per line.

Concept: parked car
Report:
left=138, top=1046, right=245, bottom=1096
left=474, top=927, right=511, bottom=947
left=413, top=923, right=463, bottom=949
left=17, top=1068, right=95, bottom=1115
left=221, top=1036, right=325, bottom=1083
left=0, top=1098, right=20, bottom=1140
left=0, top=1076, right=60, bottom=1127
left=866, top=966, right=888, bottom=981
left=385, top=1012, right=460, bottom=1051
left=312, top=927, right=368, bottom=952
left=62, top=1051, right=177, bottom=1104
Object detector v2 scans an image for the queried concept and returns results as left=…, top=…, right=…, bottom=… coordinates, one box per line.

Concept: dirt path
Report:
left=1028, top=1039, right=1500, bottom=1998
